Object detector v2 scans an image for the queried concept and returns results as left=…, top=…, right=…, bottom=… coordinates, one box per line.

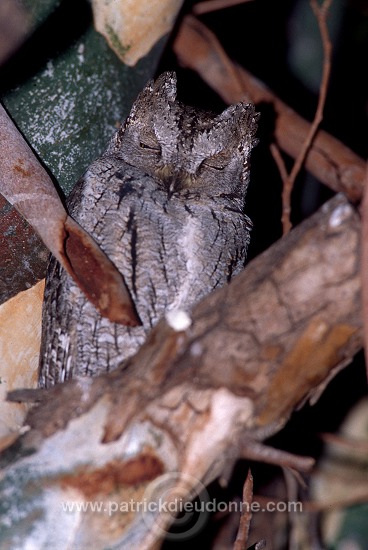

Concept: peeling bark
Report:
left=1, top=193, right=362, bottom=549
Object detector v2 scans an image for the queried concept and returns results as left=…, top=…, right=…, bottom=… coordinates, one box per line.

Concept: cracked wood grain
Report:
left=2, top=194, right=361, bottom=549
left=15, top=194, right=362, bottom=441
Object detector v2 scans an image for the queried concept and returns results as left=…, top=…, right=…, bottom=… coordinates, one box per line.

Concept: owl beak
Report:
left=166, top=173, right=182, bottom=198
left=166, top=170, right=193, bottom=198
left=168, top=180, right=177, bottom=198
left=157, top=165, right=181, bottom=197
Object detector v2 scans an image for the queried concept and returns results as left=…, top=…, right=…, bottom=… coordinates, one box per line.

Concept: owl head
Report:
left=111, top=72, right=259, bottom=199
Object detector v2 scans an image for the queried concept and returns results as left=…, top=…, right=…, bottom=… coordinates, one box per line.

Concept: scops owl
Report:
left=39, top=72, right=259, bottom=388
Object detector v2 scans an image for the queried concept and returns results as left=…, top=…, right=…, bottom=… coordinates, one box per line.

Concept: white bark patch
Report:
left=165, top=309, right=192, bottom=331
left=182, top=388, right=254, bottom=485
left=328, top=203, right=352, bottom=228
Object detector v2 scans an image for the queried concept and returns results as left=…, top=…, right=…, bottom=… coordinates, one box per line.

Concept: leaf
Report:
left=91, top=0, right=184, bottom=66
left=0, top=2, right=165, bottom=301
left=0, top=281, right=44, bottom=439
left=2, top=22, right=165, bottom=195
left=63, top=217, right=141, bottom=325
left=0, top=195, right=47, bottom=304
left=0, top=104, right=140, bottom=325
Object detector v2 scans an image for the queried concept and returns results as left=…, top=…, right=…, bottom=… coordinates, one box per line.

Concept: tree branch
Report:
left=281, top=0, right=333, bottom=233
left=2, top=194, right=362, bottom=548
left=173, top=15, right=365, bottom=202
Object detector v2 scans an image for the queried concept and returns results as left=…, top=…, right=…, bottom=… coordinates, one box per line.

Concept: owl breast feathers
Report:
left=39, top=72, right=259, bottom=387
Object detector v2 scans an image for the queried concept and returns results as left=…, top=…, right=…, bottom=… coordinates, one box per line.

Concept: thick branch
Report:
left=13, top=194, right=361, bottom=442
left=1, top=194, right=361, bottom=548
left=1, top=195, right=361, bottom=549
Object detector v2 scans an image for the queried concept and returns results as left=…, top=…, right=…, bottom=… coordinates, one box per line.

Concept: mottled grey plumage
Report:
left=39, top=72, right=258, bottom=387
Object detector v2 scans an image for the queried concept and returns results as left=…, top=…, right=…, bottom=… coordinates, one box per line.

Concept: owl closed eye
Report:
left=110, top=72, right=259, bottom=197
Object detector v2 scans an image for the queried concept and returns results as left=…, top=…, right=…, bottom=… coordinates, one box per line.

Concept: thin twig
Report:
left=241, top=440, right=315, bottom=472
left=283, top=468, right=300, bottom=550
left=193, top=0, right=254, bottom=16
left=270, top=143, right=289, bottom=184
left=281, top=0, right=333, bottom=233
left=173, top=16, right=365, bottom=202
left=233, top=469, right=253, bottom=550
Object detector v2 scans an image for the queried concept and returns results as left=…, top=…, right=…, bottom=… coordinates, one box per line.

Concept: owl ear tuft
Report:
left=216, top=103, right=257, bottom=126
left=153, top=71, right=177, bottom=102
left=124, top=83, right=153, bottom=126
left=217, top=103, right=259, bottom=147
left=215, top=104, right=239, bottom=124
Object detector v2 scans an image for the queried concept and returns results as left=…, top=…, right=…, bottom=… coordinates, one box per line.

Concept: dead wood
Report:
left=20, top=194, right=362, bottom=440
left=2, top=193, right=362, bottom=548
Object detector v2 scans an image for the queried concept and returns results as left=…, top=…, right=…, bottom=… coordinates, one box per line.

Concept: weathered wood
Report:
left=0, top=194, right=47, bottom=304
left=1, top=193, right=362, bottom=549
